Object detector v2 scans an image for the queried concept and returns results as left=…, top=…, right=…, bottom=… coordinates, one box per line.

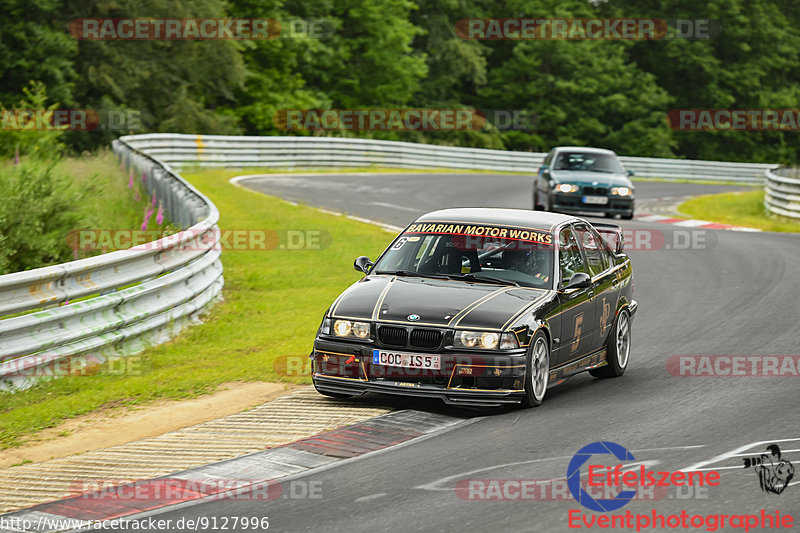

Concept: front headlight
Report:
left=611, top=186, right=632, bottom=196
left=332, top=319, right=371, bottom=339
left=454, top=330, right=519, bottom=350
left=557, top=183, right=579, bottom=193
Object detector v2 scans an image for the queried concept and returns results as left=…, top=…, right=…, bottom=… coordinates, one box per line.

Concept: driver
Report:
left=502, top=248, right=551, bottom=283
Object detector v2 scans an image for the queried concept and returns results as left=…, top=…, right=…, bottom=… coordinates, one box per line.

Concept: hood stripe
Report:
left=371, top=276, right=396, bottom=321
left=450, top=287, right=516, bottom=327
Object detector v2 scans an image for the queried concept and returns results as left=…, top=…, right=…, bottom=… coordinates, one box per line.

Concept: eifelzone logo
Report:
left=567, top=441, right=720, bottom=513
left=743, top=444, right=795, bottom=495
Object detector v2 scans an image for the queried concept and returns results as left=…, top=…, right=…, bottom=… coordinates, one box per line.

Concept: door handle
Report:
left=588, top=290, right=595, bottom=302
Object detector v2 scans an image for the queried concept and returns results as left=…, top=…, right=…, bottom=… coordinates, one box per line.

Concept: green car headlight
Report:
left=557, top=183, right=579, bottom=193
left=611, top=186, right=632, bottom=196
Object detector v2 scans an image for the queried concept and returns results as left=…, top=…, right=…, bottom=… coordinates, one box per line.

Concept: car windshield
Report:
left=553, top=152, right=624, bottom=173
left=372, top=223, right=555, bottom=289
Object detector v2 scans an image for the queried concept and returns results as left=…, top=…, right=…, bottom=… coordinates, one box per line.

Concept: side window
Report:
left=558, top=227, right=587, bottom=282
left=543, top=150, right=554, bottom=167
left=575, top=224, right=606, bottom=276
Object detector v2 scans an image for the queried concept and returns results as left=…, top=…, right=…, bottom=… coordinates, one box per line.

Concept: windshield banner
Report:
left=405, top=223, right=553, bottom=245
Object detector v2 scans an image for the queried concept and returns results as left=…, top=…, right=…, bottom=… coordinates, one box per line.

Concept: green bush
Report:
left=0, top=161, right=100, bottom=274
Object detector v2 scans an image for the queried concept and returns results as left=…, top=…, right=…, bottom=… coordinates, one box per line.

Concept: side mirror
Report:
left=354, top=256, right=374, bottom=274
left=627, top=169, right=635, bottom=177
left=562, top=272, right=591, bottom=290
left=540, top=164, right=549, bottom=173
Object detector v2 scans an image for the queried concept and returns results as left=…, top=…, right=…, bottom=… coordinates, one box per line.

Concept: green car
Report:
left=533, top=146, right=635, bottom=219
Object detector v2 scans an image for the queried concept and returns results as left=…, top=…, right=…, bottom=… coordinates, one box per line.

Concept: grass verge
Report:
left=679, top=190, right=800, bottom=232
left=0, top=168, right=393, bottom=449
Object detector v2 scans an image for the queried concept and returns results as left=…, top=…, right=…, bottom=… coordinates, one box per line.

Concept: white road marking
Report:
left=355, top=493, right=387, bottom=503
left=414, top=456, right=572, bottom=492
left=637, top=215, right=671, bottom=222
left=371, top=201, right=418, bottom=212
left=415, top=459, right=663, bottom=492
left=231, top=175, right=403, bottom=233
left=673, top=219, right=712, bottom=227
left=680, top=438, right=800, bottom=472
left=692, top=465, right=750, bottom=472
left=725, top=226, right=762, bottom=232
left=729, top=448, right=800, bottom=457
left=629, top=445, right=706, bottom=453
left=415, top=445, right=704, bottom=492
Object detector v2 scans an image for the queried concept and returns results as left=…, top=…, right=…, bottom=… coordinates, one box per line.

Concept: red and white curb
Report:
left=0, top=410, right=469, bottom=533
left=634, top=214, right=761, bottom=232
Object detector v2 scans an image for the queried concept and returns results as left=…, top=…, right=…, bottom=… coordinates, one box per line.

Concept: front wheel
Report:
left=543, top=192, right=553, bottom=212
left=590, top=308, right=631, bottom=378
left=533, top=189, right=543, bottom=210
left=522, top=331, right=550, bottom=407
left=621, top=211, right=634, bottom=220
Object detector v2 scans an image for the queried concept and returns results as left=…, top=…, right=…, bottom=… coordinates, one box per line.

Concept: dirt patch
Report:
left=0, top=381, right=300, bottom=469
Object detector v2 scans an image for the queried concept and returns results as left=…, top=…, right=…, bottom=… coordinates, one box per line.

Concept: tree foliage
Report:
left=1, top=0, right=798, bottom=162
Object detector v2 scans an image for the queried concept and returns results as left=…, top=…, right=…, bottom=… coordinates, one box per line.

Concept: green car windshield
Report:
left=373, top=224, right=555, bottom=289
left=554, top=152, right=625, bottom=173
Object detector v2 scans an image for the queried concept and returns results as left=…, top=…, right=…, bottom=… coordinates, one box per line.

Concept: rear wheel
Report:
left=590, top=308, right=631, bottom=378
left=522, top=331, right=549, bottom=407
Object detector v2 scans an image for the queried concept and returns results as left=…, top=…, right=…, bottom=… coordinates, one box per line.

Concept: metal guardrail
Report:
left=122, top=133, right=774, bottom=183
left=765, top=167, right=800, bottom=219
left=0, top=139, right=224, bottom=390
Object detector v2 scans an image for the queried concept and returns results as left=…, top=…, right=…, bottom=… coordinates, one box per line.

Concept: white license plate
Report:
left=583, top=195, right=609, bottom=205
left=372, top=349, right=441, bottom=370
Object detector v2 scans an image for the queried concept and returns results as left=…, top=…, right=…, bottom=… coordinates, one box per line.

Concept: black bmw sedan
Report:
left=312, top=208, right=637, bottom=408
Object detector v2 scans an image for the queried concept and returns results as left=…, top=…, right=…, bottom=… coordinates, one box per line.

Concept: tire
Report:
left=522, top=331, right=550, bottom=407
left=544, top=193, right=553, bottom=212
left=590, top=308, right=631, bottom=378
left=533, top=189, right=543, bottom=210
left=621, top=211, right=634, bottom=220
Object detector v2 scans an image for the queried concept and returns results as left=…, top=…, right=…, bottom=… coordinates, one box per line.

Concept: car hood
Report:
left=550, top=170, right=632, bottom=187
left=330, top=275, right=550, bottom=330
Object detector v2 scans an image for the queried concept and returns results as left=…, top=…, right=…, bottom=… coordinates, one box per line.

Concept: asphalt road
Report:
left=124, top=174, right=798, bottom=531
left=238, top=172, right=754, bottom=226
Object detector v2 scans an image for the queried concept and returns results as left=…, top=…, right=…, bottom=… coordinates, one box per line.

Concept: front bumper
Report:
left=552, top=193, right=634, bottom=215
left=311, top=337, right=527, bottom=407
